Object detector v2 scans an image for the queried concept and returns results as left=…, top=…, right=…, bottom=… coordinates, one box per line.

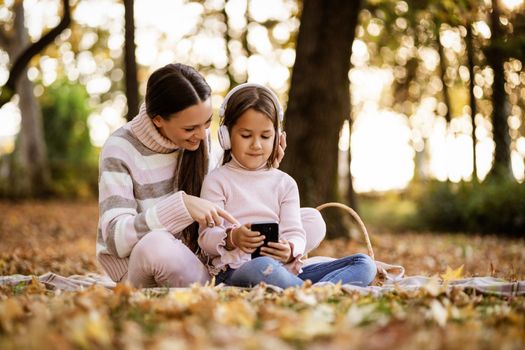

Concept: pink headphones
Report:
left=218, top=83, right=284, bottom=150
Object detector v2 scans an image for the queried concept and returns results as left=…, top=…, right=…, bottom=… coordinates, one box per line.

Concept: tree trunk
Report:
left=487, top=0, right=511, bottom=179
left=124, top=0, right=139, bottom=120
left=437, top=28, right=452, bottom=124
left=282, top=0, right=362, bottom=238
left=6, top=2, right=51, bottom=197
left=346, top=90, right=357, bottom=212
left=466, top=21, right=478, bottom=181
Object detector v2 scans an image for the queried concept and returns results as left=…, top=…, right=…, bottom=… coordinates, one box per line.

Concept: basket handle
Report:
left=315, top=202, right=375, bottom=260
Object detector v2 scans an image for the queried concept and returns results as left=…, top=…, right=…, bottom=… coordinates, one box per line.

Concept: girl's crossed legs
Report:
left=216, top=256, right=303, bottom=289
left=298, top=253, right=376, bottom=286
left=216, top=253, right=377, bottom=289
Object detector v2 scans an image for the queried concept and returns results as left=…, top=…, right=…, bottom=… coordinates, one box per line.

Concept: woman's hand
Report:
left=230, top=224, right=265, bottom=254
left=261, top=238, right=293, bottom=263
left=272, top=131, right=287, bottom=168
left=182, top=193, right=238, bottom=228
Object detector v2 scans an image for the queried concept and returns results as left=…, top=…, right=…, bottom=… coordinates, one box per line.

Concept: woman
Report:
left=96, top=63, right=326, bottom=287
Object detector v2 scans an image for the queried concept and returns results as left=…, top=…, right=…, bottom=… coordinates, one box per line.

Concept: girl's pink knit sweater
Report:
left=199, top=158, right=306, bottom=275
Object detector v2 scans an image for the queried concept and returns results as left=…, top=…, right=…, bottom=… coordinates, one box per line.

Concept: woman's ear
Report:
left=152, top=115, right=163, bottom=128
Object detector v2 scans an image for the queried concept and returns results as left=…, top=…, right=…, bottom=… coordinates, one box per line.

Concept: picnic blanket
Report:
left=0, top=272, right=117, bottom=291
left=1, top=272, right=523, bottom=297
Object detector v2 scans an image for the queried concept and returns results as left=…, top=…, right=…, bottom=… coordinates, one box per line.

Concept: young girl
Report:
left=198, top=83, right=376, bottom=288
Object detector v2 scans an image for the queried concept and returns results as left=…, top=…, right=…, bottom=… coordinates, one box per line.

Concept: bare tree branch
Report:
left=0, top=0, right=71, bottom=107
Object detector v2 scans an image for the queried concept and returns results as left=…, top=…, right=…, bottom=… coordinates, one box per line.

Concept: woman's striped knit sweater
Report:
left=96, top=104, right=200, bottom=282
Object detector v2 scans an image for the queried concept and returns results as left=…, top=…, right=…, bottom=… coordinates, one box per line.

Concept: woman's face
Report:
left=230, top=108, right=275, bottom=170
left=152, top=98, right=213, bottom=151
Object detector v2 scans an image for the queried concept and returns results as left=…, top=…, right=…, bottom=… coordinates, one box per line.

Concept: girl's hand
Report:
left=182, top=193, right=238, bottom=228
left=261, top=238, right=293, bottom=263
left=272, top=131, right=287, bottom=168
left=230, top=224, right=265, bottom=254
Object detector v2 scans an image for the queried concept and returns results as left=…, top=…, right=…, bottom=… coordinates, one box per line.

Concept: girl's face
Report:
left=230, top=108, right=276, bottom=170
left=152, top=98, right=212, bottom=151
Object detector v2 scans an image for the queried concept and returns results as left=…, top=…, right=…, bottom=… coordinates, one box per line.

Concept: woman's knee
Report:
left=130, top=231, right=202, bottom=274
left=130, top=230, right=208, bottom=284
left=301, top=207, right=326, bottom=252
left=131, top=230, right=175, bottom=264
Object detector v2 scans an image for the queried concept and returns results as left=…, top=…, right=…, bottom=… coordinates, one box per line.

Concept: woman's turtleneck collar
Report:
left=130, top=103, right=180, bottom=154
left=226, top=154, right=271, bottom=172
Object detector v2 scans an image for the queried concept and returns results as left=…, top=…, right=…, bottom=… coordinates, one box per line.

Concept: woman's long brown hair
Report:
left=145, top=63, right=211, bottom=253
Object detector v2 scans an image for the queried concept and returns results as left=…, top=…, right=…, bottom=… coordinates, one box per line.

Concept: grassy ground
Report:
left=0, top=200, right=524, bottom=349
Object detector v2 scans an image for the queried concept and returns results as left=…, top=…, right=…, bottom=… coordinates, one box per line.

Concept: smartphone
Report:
left=250, top=222, right=279, bottom=259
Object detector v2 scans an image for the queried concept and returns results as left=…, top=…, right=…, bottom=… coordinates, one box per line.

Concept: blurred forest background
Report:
left=1, top=0, right=524, bottom=237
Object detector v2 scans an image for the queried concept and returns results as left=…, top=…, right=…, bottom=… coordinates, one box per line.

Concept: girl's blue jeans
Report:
left=298, top=253, right=377, bottom=286
left=216, top=253, right=376, bottom=289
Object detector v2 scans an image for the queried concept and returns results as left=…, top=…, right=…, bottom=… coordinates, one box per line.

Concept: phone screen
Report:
left=250, top=222, right=279, bottom=259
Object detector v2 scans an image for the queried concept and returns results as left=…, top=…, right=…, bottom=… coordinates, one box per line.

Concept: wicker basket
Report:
left=315, top=202, right=405, bottom=281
